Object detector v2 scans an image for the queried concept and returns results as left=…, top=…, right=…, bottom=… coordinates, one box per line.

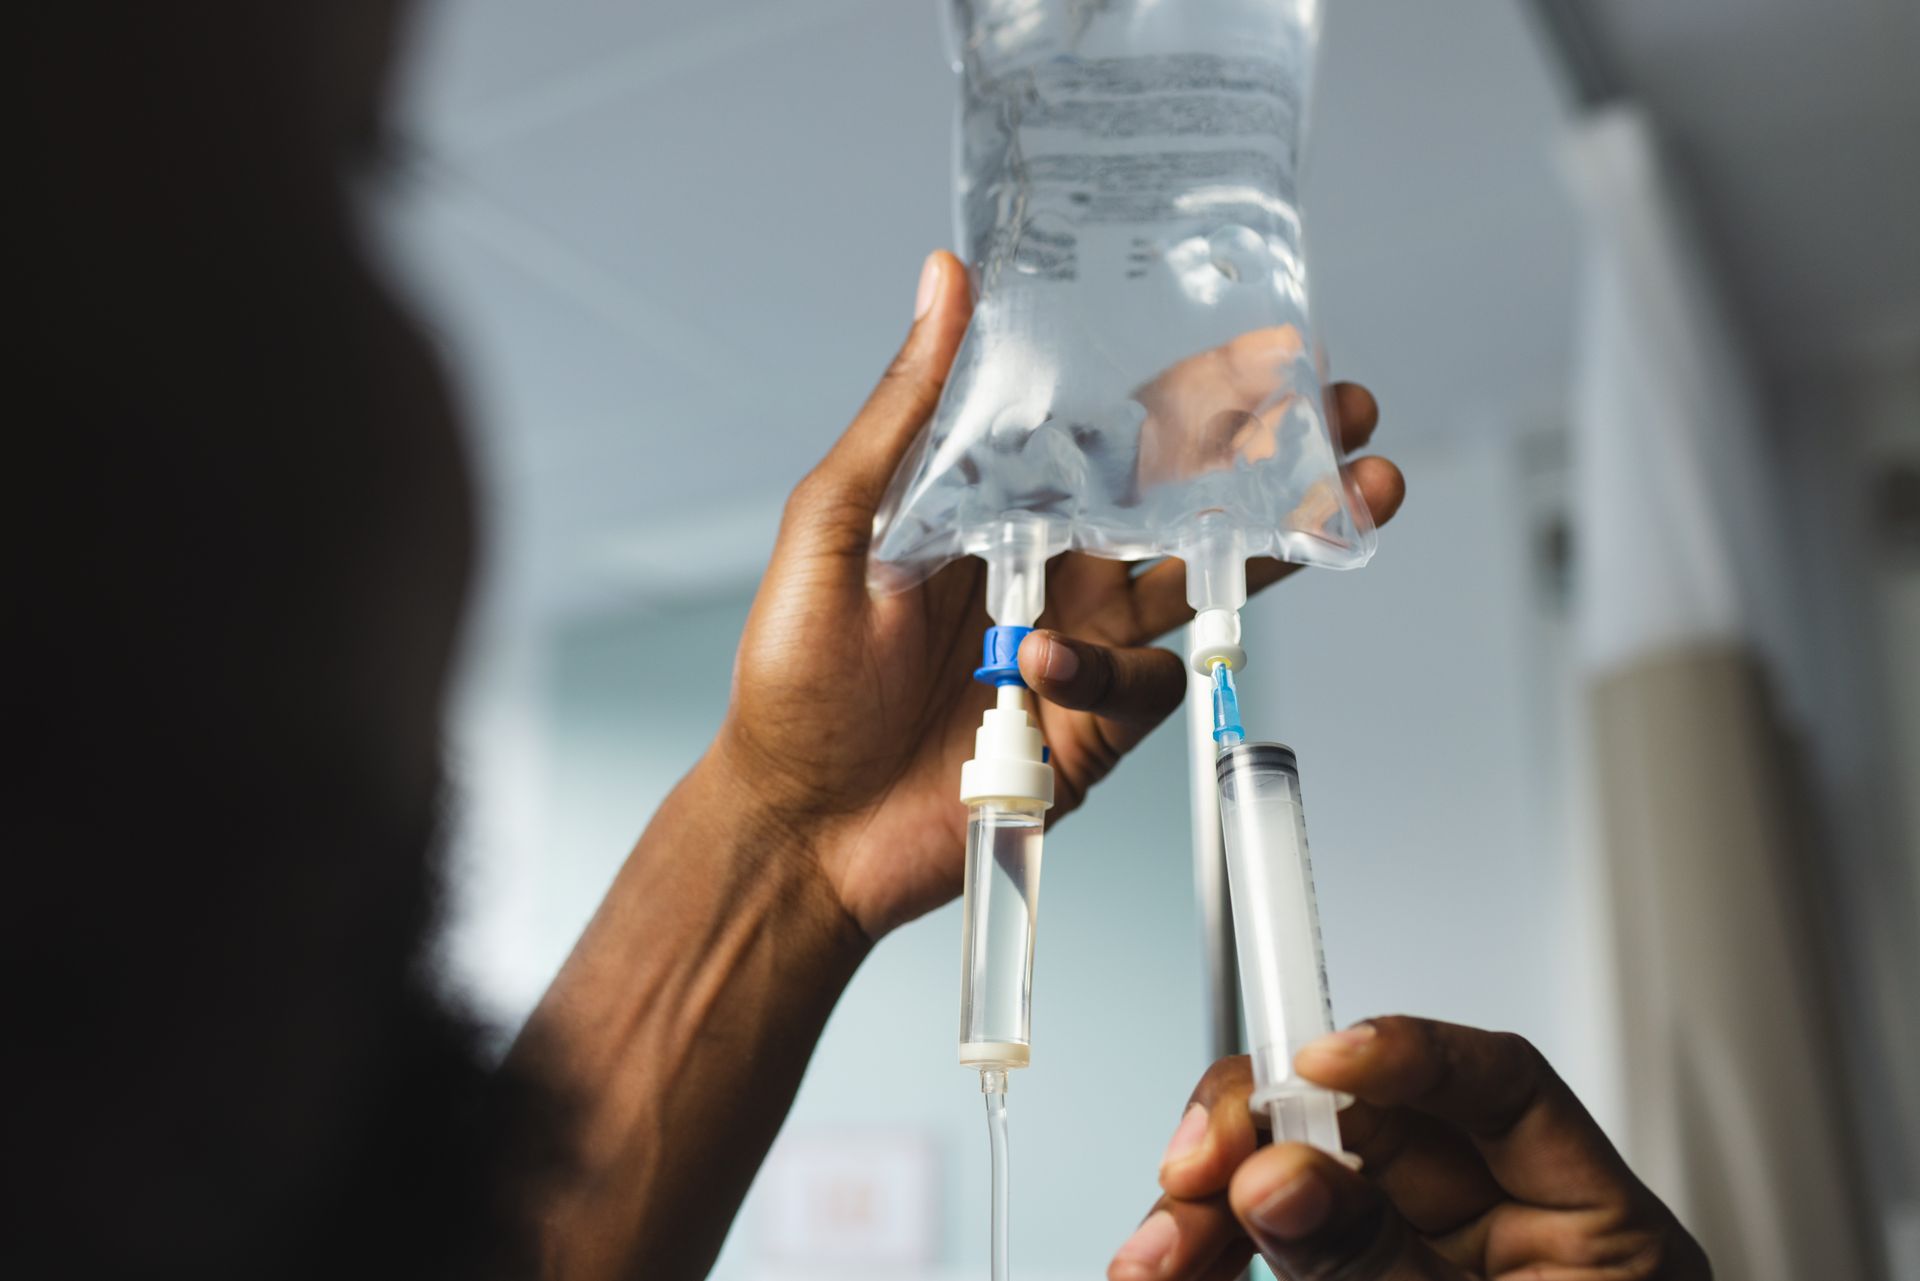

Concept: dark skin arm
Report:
left=507, top=252, right=1406, bottom=1279
left=1112, top=1016, right=1712, bottom=1281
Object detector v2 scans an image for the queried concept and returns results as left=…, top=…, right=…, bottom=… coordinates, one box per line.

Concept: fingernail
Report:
left=1249, top=1165, right=1332, bottom=1240
left=1111, top=1209, right=1178, bottom=1274
left=1036, top=633, right=1078, bottom=683
left=1304, top=1022, right=1377, bottom=1057
left=1160, top=1102, right=1208, bottom=1169
left=914, top=253, right=940, bottom=320
left=1021, top=633, right=1082, bottom=687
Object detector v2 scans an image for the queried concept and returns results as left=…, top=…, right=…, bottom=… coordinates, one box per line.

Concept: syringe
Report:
left=1210, top=666, right=1347, bottom=1155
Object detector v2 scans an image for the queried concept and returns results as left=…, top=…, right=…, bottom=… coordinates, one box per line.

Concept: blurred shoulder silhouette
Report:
left=10, top=6, right=551, bottom=1275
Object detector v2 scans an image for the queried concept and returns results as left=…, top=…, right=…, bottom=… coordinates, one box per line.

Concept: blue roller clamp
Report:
left=973, top=625, right=1032, bottom=688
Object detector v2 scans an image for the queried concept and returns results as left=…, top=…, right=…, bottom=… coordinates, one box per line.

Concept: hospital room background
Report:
left=367, top=2, right=1920, bottom=1278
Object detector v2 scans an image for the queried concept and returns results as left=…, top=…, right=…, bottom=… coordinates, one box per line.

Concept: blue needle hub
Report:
left=1211, top=662, right=1244, bottom=746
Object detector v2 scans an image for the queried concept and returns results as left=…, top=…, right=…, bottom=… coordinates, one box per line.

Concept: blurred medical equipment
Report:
left=877, top=0, right=1373, bottom=1271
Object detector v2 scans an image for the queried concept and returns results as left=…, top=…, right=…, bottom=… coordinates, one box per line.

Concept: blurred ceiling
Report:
left=1548, top=0, right=1920, bottom=370
left=377, top=0, right=1915, bottom=622
left=379, top=0, right=1580, bottom=619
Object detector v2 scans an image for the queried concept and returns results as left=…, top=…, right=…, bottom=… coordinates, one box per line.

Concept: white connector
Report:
left=959, top=685, right=1054, bottom=808
left=1189, top=607, right=1247, bottom=675
left=1183, top=515, right=1250, bottom=674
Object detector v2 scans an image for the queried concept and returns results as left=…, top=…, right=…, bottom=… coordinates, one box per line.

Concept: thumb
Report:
left=788, top=251, right=972, bottom=545
left=1018, top=630, right=1186, bottom=730
left=1229, top=1144, right=1467, bottom=1280
left=1017, top=631, right=1187, bottom=787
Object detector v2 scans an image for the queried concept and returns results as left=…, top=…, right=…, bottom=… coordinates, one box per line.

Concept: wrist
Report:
left=702, top=716, right=883, bottom=944
left=512, top=742, right=872, bottom=1281
left=682, top=740, right=873, bottom=969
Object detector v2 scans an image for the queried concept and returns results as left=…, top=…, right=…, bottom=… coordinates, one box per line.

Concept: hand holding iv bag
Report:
left=886, top=11, right=1378, bottom=1250
left=870, top=0, right=1377, bottom=640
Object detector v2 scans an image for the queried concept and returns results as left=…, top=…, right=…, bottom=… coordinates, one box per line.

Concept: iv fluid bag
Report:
left=870, top=0, right=1376, bottom=589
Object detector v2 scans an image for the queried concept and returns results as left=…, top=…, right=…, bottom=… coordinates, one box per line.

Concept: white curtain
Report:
left=1563, top=107, right=1876, bottom=1281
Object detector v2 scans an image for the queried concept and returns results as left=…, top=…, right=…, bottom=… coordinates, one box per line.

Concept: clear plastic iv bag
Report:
left=870, top=0, right=1375, bottom=591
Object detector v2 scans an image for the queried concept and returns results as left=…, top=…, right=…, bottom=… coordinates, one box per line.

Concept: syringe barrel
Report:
left=1215, top=742, right=1345, bottom=1154
left=958, top=799, right=1047, bottom=1069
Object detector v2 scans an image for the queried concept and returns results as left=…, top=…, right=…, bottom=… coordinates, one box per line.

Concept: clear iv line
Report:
left=982, top=1068, right=1010, bottom=1281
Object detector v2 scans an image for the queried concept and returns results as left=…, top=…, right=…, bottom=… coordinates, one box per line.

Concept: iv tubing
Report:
left=982, top=1068, right=1009, bottom=1281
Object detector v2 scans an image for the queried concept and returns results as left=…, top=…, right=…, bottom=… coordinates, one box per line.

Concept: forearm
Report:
left=508, top=748, right=870, bottom=1281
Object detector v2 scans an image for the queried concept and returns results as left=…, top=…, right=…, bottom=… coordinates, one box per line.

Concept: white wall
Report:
left=1780, top=349, right=1920, bottom=1276
left=1860, top=359, right=1920, bottom=931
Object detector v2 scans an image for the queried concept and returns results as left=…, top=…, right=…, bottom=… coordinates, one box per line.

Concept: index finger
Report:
left=1330, top=381, right=1381, bottom=453
left=1155, top=1055, right=1262, bottom=1201
left=1294, top=1017, right=1638, bottom=1211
